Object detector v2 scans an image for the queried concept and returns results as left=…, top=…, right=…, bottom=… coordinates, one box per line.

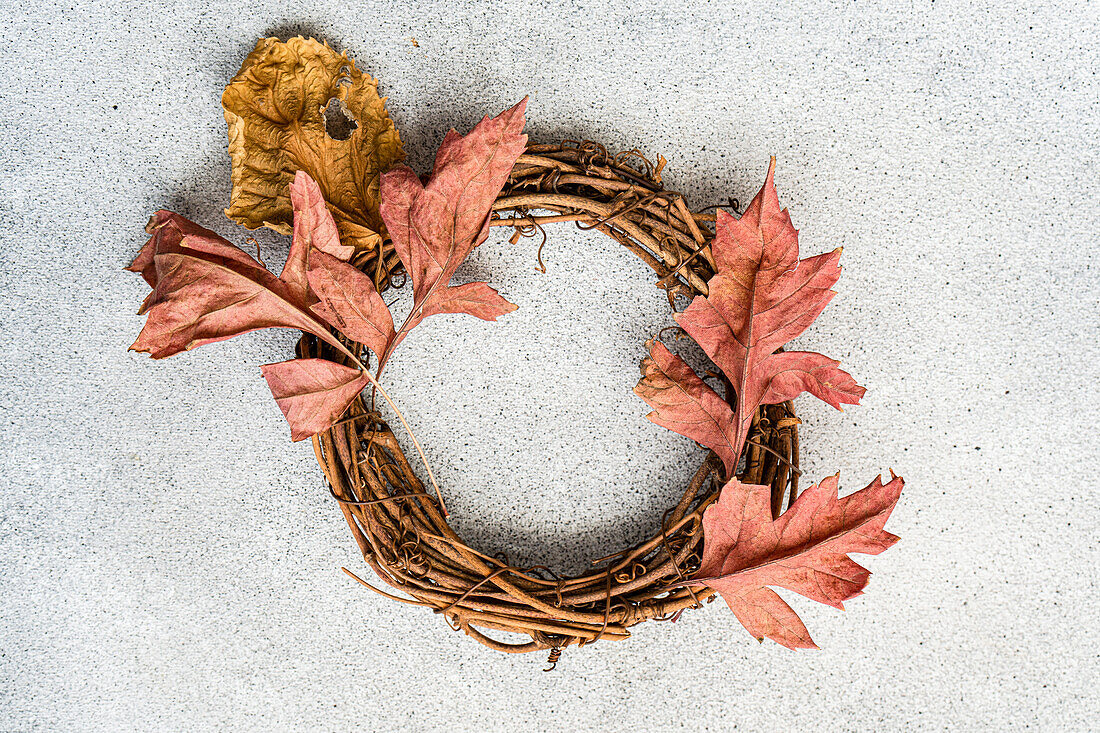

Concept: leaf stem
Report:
left=317, top=329, right=448, bottom=515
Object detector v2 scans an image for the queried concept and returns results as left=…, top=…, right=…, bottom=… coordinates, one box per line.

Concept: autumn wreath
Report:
left=128, top=37, right=904, bottom=666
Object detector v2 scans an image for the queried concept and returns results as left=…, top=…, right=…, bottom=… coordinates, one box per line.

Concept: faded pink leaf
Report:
left=633, top=340, right=739, bottom=472
left=128, top=199, right=376, bottom=442
left=261, top=358, right=369, bottom=441
left=281, top=171, right=354, bottom=302
left=689, top=472, right=904, bottom=649
left=127, top=210, right=268, bottom=292
left=377, top=99, right=527, bottom=360
left=757, top=351, right=865, bottom=409
left=128, top=215, right=344, bottom=359
left=674, top=157, right=863, bottom=454
left=631, top=158, right=902, bottom=648
left=420, top=282, right=518, bottom=321
left=636, top=159, right=864, bottom=476
left=306, top=248, right=395, bottom=362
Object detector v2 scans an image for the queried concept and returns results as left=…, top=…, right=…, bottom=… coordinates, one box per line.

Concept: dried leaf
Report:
left=261, top=358, right=370, bottom=441
left=636, top=158, right=864, bottom=474
left=127, top=208, right=372, bottom=441
left=127, top=212, right=344, bottom=359
left=129, top=96, right=524, bottom=444
left=417, top=282, right=516, bottom=321
left=222, top=37, right=403, bottom=254
left=757, top=351, right=866, bottom=408
left=377, top=99, right=526, bottom=361
left=307, top=248, right=395, bottom=363
left=282, top=171, right=354, bottom=302
left=129, top=210, right=268, bottom=291
left=676, top=157, right=863, bottom=452
left=633, top=158, right=903, bottom=647
left=633, top=340, right=738, bottom=471
left=690, top=473, right=903, bottom=649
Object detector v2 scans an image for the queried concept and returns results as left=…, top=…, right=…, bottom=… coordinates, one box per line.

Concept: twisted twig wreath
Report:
left=127, top=37, right=904, bottom=666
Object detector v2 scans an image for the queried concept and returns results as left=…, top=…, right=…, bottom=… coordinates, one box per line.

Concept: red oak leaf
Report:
left=377, top=99, right=525, bottom=364
left=261, top=358, right=370, bottom=442
left=634, top=340, right=739, bottom=471
left=635, top=158, right=864, bottom=474
left=281, top=171, right=354, bottom=302
left=689, top=472, right=904, bottom=649
left=675, top=157, right=864, bottom=453
left=633, top=158, right=903, bottom=647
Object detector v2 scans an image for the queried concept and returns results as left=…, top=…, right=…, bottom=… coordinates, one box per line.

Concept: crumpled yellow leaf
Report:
left=222, top=36, right=404, bottom=254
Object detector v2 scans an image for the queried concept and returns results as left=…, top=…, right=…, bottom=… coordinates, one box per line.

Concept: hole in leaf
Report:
left=323, top=97, right=358, bottom=141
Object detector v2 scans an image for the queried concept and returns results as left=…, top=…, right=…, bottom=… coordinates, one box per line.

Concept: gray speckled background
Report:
left=1, top=1, right=1098, bottom=730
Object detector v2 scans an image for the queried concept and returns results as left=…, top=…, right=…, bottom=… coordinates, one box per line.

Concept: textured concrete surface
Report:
left=1, top=1, right=1098, bottom=731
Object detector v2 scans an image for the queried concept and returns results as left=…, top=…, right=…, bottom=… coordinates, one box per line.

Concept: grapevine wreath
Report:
left=127, top=37, right=905, bottom=666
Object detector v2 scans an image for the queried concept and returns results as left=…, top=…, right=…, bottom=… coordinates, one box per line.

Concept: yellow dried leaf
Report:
left=222, top=37, right=404, bottom=254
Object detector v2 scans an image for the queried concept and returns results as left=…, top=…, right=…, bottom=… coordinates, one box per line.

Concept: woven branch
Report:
left=301, top=141, right=800, bottom=660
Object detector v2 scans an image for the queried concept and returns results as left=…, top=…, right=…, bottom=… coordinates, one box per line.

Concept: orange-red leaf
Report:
left=420, top=282, right=518, bottom=321
left=127, top=213, right=342, bottom=359
left=633, top=341, right=739, bottom=471
left=757, top=350, right=865, bottom=409
left=674, top=157, right=863, bottom=453
left=306, top=248, right=395, bottom=362
left=691, top=472, right=903, bottom=649
left=378, top=99, right=526, bottom=358
left=128, top=210, right=268, bottom=292
left=127, top=207, right=370, bottom=441
left=281, top=171, right=354, bottom=302
left=261, top=358, right=369, bottom=441
left=631, top=158, right=902, bottom=647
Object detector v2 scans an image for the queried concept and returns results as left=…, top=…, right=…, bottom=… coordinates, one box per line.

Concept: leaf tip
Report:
left=504, top=96, right=529, bottom=122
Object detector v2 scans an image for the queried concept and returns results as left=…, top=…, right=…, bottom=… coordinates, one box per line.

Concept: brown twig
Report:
left=306, top=140, right=798, bottom=656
